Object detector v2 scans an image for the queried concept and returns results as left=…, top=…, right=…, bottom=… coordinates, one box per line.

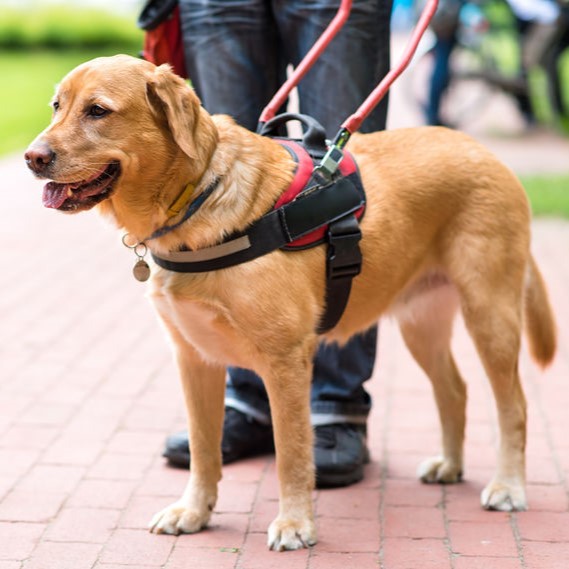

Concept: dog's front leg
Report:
left=261, top=349, right=318, bottom=551
left=149, top=330, right=225, bottom=535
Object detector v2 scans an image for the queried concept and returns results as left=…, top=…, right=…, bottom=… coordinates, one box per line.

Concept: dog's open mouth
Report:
left=43, top=162, right=121, bottom=212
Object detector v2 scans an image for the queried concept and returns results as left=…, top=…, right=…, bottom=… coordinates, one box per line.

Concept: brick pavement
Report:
left=1, top=104, right=569, bottom=567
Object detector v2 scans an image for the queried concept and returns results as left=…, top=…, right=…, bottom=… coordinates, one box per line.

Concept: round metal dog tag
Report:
left=133, top=259, right=151, bottom=282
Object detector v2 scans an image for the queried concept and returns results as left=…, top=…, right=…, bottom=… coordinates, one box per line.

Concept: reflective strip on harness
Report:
left=152, top=174, right=364, bottom=271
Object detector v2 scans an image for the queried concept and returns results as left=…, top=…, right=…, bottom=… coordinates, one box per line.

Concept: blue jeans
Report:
left=426, top=34, right=456, bottom=126
left=179, top=0, right=391, bottom=425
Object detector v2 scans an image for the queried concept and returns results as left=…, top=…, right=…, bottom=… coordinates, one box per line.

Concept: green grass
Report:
left=0, top=3, right=142, bottom=154
left=521, top=174, right=569, bottom=218
left=0, top=5, right=142, bottom=50
left=0, top=49, right=139, bottom=156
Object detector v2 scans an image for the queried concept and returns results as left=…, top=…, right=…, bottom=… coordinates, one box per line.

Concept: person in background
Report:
left=507, top=0, right=567, bottom=122
left=424, top=0, right=565, bottom=127
left=423, top=0, right=463, bottom=126
left=162, top=0, right=393, bottom=488
left=508, top=0, right=561, bottom=61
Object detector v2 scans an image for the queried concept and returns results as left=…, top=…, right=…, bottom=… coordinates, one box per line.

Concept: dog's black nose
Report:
left=24, top=144, right=56, bottom=175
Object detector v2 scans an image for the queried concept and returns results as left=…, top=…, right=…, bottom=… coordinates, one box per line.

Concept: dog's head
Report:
left=25, top=54, right=217, bottom=222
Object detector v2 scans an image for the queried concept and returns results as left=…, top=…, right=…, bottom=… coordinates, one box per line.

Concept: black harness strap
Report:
left=151, top=173, right=364, bottom=274
left=319, top=214, right=362, bottom=333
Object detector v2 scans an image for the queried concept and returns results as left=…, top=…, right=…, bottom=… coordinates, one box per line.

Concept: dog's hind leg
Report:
left=459, top=280, right=528, bottom=512
left=149, top=325, right=226, bottom=535
left=396, top=279, right=466, bottom=484
left=260, top=341, right=318, bottom=551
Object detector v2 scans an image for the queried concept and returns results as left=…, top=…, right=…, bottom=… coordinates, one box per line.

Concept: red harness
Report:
left=275, top=139, right=365, bottom=249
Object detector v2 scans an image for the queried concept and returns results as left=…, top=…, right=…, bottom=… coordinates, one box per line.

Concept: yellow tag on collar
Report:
left=167, top=182, right=195, bottom=217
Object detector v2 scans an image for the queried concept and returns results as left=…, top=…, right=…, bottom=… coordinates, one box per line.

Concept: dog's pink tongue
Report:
left=43, top=181, right=69, bottom=209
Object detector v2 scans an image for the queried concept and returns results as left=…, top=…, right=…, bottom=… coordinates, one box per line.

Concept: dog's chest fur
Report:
left=149, top=280, right=257, bottom=369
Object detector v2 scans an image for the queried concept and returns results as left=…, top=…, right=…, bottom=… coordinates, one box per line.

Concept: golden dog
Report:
left=25, top=55, right=556, bottom=551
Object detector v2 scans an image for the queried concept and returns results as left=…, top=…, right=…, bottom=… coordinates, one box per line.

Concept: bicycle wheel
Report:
left=437, top=44, right=498, bottom=127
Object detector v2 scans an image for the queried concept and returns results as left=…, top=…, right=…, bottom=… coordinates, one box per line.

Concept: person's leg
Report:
left=179, top=0, right=290, bottom=421
left=178, top=0, right=286, bottom=130
left=310, top=327, right=376, bottom=426
left=165, top=0, right=282, bottom=470
left=532, top=15, right=569, bottom=122
left=167, top=0, right=389, bottom=488
left=512, top=18, right=535, bottom=125
left=271, top=0, right=390, bottom=485
left=310, top=328, right=377, bottom=486
left=426, top=34, right=456, bottom=126
left=274, top=0, right=392, bottom=135
left=163, top=368, right=274, bottom=468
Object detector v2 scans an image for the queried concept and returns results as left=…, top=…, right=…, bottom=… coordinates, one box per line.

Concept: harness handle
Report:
left=137, top=0, right=178, bottom=30
left=309, top=0, right=439, bottom=179
left=258, top=112, right=328, bottom=156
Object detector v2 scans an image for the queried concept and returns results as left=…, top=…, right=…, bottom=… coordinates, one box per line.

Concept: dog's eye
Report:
left=87, top=104, right=109, bottom=118
left=52, top=101, right=60, bottom=113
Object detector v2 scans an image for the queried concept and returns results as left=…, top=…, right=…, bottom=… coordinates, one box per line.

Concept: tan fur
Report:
left=26, top=55, right=557, bottom=551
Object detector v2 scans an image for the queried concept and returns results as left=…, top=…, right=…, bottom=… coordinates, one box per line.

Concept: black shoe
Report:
left=314, top=423, right=370, bottom=488
left=163, top=407, right=275, bottom=468
left=164, top=413, right=368, bottom=489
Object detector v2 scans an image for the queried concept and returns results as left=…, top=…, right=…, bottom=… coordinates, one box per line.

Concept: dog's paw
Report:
left=418, top=455, right=463, bottom=484
left=481, top=479, right=527, bottom=511
left=267, top=517, right=317, bottom=551
left=149, top=501, right=212, bottom=535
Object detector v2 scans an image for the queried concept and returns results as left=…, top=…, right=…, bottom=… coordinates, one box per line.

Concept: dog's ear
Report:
left=146, top=64, right=217, bottom=162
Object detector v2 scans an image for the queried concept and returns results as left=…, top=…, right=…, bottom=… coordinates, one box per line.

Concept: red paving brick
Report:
left=310, top=552, right=383, bottom=569
left=99, top=529, right=175, bottom=566
left=523, top=541, right=569, bottom=569
left=0, top=562, right=23, bottom=569
left=447, top=520, right=519, bottom=557
left=0, top=522, right=45, bottom=561
left=2, top=38, right=569, bottom=569
left=43, top=508, right=120, bottom=543
left=382, top=537, right=451, bottom=568
left=453, top=557, right=522, bottom=569
left=165, top=546, right=240, bottom=569
left=23, top=542, right=101, bottom=569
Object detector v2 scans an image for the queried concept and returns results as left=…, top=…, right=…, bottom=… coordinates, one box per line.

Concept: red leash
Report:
left=258, top=0, right=353, bottom=125
left=258, top=0, right=439, bottom=175
left=340, top=0, right=439, bottom=136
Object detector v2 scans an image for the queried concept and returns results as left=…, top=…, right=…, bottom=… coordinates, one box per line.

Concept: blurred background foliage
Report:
left=0, top=2, right=143, bottom=156
left=0, top=4, right=143, bottom=50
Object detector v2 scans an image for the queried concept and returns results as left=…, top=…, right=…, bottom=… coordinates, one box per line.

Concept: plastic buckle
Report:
left=315, top=145, right=344, bottom=180
left=326, top=215, right=362, bottom=280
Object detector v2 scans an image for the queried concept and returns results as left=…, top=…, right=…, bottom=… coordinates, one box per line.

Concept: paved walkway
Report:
left=1, top=45, right=569, bottom=568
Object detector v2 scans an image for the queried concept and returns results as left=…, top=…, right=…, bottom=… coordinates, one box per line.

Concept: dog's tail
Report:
left=524, top=255, right=557, bottom=368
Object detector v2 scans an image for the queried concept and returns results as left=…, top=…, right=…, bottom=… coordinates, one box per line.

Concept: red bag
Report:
left=138, top=0, right=188, bottom=79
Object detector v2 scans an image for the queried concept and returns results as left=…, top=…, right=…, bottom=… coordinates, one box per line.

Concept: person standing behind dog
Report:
left=162, top=0, right=393, bottom=488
